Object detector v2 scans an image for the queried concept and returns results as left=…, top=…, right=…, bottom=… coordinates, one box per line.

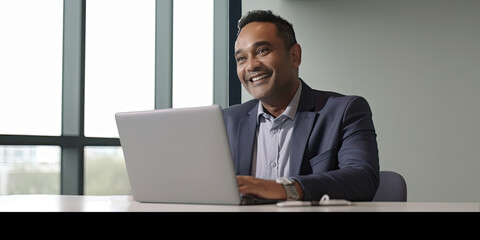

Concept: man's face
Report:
left=235, top=22, right=300, bottom=103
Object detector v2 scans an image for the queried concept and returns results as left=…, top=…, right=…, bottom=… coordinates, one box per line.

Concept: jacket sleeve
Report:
left=294, top=96, right=380, bottom=201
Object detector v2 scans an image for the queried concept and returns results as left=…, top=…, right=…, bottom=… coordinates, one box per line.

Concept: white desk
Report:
left=0, top=194, right=478, bottom=212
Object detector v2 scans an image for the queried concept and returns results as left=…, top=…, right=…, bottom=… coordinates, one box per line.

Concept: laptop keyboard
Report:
left=240, top=194, right=281, bottom=205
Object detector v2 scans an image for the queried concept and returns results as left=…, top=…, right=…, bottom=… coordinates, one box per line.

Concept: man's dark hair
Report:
left=237, top=10, right=297, bottom=50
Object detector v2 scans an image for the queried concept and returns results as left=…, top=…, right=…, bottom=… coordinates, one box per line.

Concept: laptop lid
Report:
left=115, top=105, right=243, bottom=205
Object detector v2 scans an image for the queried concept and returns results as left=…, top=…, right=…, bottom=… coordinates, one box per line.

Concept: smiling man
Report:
left=223, top=10, right=380, bottom=201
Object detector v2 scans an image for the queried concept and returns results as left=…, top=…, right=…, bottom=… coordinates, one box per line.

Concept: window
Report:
left=172, top=0, right=214, bottom=108
left=0, top=0, right=63, bottom=195
left=82, top=0, right=155, bottom=194
left=84, top=146, right=130, bottom=195
left=0, top=146, right=60, bottom=195
left=0, top=0, right=63, bottom=136
left=84, top=0, right=155, bottom=138
left=0, top=0, right=239, bottom=196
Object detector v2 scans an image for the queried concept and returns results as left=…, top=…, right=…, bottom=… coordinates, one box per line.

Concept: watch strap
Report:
left=280, top=180, right=300, bottom=201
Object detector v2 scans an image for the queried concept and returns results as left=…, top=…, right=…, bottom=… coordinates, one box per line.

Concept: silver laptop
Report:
left=115, top=105, right=278, bottom=205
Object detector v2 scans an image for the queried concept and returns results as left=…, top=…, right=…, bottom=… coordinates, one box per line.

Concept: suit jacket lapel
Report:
left=235, top=103, right=259, bottom=175
left=234, top=81, right=318, bottom=176
left=289, top=81, right=317, bottom=176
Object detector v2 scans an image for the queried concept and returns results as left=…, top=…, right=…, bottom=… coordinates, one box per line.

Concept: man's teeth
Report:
left=251, top=74, right=270, bottom=82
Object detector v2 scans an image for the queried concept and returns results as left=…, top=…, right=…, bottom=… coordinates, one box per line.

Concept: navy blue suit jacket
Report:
left=222, top=80, right=380, bottom=201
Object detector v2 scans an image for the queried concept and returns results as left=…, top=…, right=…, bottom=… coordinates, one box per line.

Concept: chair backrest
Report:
left=372, top=171, right=407, bottom=201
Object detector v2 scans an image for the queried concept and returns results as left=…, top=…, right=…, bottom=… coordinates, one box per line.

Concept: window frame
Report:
left=0, top=0, right=241, bottom=195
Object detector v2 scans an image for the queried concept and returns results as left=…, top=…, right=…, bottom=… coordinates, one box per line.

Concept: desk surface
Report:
left=0, top=194, right=479, bottom=212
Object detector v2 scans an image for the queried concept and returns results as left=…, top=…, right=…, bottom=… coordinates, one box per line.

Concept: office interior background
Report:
left=0, top=0, right=479, bottom=203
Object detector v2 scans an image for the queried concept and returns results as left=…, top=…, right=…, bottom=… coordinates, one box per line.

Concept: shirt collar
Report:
left=257, top=82, right=302, bottom=123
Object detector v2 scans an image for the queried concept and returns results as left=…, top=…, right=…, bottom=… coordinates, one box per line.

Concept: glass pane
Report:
left=172, top=0, right=214, bottom=108
left=85, top=0, right=155, bottom=138
left=0, top=146, right=60, bottom=195
left=84, top=146, right=131, bottom=195
left=0, top=0, right=63, bottom=136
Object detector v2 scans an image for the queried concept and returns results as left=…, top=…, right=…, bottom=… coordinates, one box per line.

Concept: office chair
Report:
left=372, top=170, right=407, bottom=201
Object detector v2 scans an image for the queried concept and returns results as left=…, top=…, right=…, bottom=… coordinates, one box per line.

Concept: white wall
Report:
left=241, top=0, right=480, bottom=202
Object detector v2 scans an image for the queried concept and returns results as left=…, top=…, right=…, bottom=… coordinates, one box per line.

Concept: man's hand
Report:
left=236, top=175, right=304, bottom=200
left=237, top=175, right=285, bottom=199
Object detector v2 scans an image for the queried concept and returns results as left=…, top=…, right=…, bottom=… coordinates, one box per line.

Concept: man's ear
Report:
left=290, top=43, right=302, bottom=68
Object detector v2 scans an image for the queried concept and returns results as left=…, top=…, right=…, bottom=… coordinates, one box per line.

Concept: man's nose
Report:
left=245, top=57, right=262, bottom=72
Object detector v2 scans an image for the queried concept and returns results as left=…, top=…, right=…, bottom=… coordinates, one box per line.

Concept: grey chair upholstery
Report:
left=372, top=170, right=407, bottom=201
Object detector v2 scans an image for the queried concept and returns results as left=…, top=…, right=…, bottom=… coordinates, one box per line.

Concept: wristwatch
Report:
left=276, top=177, right=300, bottom=201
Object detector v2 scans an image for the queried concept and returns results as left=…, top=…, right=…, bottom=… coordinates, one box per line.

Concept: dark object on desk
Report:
left=240, top=194, right=281, bottom=205
left=372, top=171, right=407, bottom=202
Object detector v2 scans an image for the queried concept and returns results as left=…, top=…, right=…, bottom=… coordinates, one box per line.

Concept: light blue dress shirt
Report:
left=251, top=83, right=302, bottom=179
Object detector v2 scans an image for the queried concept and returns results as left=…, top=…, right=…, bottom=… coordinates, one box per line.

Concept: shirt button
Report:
left=270, top=161, right=277, bottom=167
left=271, top=129, right=278, bottom=134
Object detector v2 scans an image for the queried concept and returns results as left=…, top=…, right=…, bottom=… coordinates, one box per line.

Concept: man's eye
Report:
left=236, top=57, right=246, bottom=63
left=257, top=48, right=269, bottom=55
